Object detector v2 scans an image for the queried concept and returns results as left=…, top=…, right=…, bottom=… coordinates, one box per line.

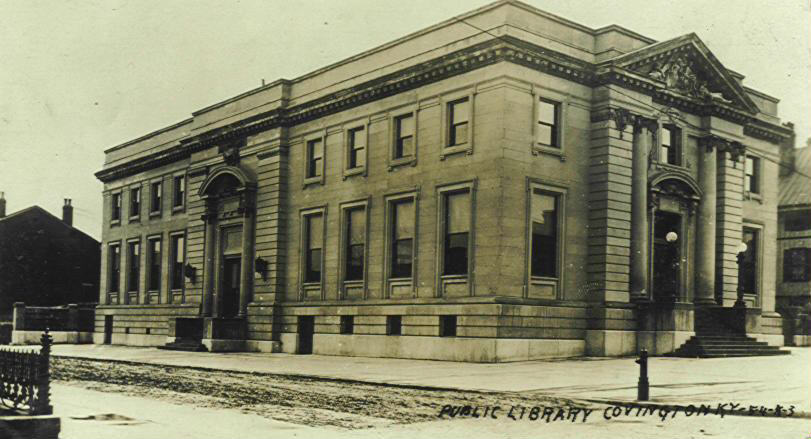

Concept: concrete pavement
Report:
left=51, top=344, right=810, bottom=414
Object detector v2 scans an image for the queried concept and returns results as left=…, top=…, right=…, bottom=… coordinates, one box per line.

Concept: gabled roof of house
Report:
left=0, top=205, right=99, bottom=244
left=780, top=147, right=811, bottom=208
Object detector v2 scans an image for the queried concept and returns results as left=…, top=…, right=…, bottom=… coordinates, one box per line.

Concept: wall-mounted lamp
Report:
left=184, top=263, right=197, bottom=283
left=665, top=231, right=678, bottom=243
left=255, top=257, right=268, bottom=281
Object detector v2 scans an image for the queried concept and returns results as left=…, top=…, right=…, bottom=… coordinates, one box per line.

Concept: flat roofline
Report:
left=103, top=118, right=193, bottom=154
left=744, top=85, right=780, bottom=103
left=106, top=0, right=664, bottom=154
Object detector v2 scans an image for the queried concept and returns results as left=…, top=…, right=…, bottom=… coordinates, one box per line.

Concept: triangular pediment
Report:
left=608, top=34, right=759, bottom=114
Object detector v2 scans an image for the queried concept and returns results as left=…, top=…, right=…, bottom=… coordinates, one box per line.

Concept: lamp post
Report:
left=735, top=242, right=748, bottom=308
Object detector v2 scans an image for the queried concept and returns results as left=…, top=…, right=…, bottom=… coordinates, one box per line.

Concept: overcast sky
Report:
left=2, top=0, right=809, bottom=240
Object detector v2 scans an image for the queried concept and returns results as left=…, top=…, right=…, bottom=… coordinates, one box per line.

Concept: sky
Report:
left=1, top=0, right=809, bottom=240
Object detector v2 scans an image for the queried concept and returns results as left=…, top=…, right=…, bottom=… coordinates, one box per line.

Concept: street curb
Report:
left=580, top=398, right=811, bottom=420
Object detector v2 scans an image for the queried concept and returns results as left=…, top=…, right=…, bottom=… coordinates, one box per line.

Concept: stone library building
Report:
left=94, top=1, right=795, bottom=361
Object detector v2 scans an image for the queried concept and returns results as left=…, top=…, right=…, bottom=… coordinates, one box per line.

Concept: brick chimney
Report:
left=0, top=192, right=5, bottom=218
left=62, top=198, right=73, bottom=226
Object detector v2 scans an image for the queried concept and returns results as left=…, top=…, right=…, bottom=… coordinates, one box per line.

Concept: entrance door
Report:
left=298, top=316, right=314, bottom=354
left=653, top=211, right=682, bottom=301
left=221, top=257, right=241, bottom=318
left=104, top=315, right=113, bottom=344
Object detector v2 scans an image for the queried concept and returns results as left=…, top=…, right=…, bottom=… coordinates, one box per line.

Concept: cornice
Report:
left=96, top=36, right=793, bottom=183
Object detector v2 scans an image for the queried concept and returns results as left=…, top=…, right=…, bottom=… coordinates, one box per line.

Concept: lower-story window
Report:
left=740, top=227, right=759, bottom=293
left=126, top=240, right=140, bottom=296
left=784, top=248, right=810, bottom=282
left=304, top=212, right=324, bottom=283
left=170, top=233, right=185, bottom=291
left=531, top=190, right=559, bottom=278
left=108, top=243, right=121, bottom=296
left=442, top=190, right=471, bottom=276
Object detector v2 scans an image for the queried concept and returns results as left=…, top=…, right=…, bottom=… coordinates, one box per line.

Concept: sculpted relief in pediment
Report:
left=638, top=54, right=732, bottom=104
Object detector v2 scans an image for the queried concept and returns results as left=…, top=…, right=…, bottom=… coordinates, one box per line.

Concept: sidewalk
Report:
left=51, top=344, right=810, bottom=412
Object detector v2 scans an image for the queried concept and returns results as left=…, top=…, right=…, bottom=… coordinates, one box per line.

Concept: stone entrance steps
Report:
left=669, top=335, right=789, bottom=358
left=158, top=338, right=208, bottom=352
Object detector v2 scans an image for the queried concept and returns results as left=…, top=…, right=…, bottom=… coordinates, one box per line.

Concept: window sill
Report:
left=531, top=276, right=559, bottom=285
left=440, top=144, right=472, bottom=160
left=744, top=192, right=763, bottom=203
left=171, top=205, right=185, bottom=214
left=128, top=215, right=140, bottom=223
left=342, top=167, right=365, bottom=180
left=110, top=219, right=121, bottom=227
left=654, top=162, right=686, bottom=172
left=532, top=144, right=565, bottom=162
left=149, top=210, right=162, bottom=218
left=302, top=176, right=323, bottom=189
left=440, top=274, right=468, bottom=281
left=388, top=156, right=416, bottom=171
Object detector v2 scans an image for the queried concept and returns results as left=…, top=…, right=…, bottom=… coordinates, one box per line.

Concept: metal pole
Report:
left=636, top=349, right=649, bottom=401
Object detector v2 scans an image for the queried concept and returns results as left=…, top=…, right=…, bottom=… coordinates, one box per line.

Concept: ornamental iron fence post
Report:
left=35, top=328, right=52, bottom=415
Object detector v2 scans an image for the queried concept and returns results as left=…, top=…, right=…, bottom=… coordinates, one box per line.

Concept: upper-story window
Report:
left=347, top=127, right=366, bottom=170
left=745, top=156, right=760, bottom=194
left=129, top=187, right=141, bottom=219
left=173, top=176, right=185, bottom=209
left=537, top=99, right=560, bottom=148
left=442, top=190, right=471, bottom=276
left=394, top=113, right=414, bottom=159
left=150, top=181, right=162, bottom=214
left=306, top=138, right=324, bottom=179
left=447, top=98, right=469, bottom=147
left=111, top=193, right=122, bottom=222
left=660, top=125, right=682, bottom=166
left=785, top=209, right=811, bottom=232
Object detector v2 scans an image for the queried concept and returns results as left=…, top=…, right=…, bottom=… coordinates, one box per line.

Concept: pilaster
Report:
left=715, top=143, right=745, bottom=305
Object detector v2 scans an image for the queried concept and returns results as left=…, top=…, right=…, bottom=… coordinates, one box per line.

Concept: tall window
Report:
left=531, top=191, right=559, bottom=278
left=129, top=188, right=140, bottom=218
left=150, top=181, right=162, bottom=214
left=347, top=127, right=366, bottom=170
left=390, top=199, right=414, bottom=278
left=108, top=243, right=121, bottom=293
left=173, top=176, right=185, bottom=208
left=537, top=99, right=559, bottom=147
left=660, top=126, right=681, bottom=165
left=394, top=114, right=414, bottom=159
left=745, top=156, right=760, bottom=194
left=306, top=139, right=324, bottom=179
left=784, top=248, right=811, bottom=282
left=170, top=234, right=185, bottom=290
left=111, top=193, right=122, bottom=222
left=345, top=207, right=365, bottom=281
left=443, top=190, right=470, bottom=276
left=127, top=241, right=140, bottom=293
left=147, top=238, right=161, bottom=292
left=447, top=98, right=469, bottom=147
left=305, top=213, right=323, bottom=283
left=740, top=228, right=759, bottom=293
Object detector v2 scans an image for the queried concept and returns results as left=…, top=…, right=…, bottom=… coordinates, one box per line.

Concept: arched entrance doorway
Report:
left=198, top=166, right=257, bottom=319
left=648, top=174, right=701, bottom=303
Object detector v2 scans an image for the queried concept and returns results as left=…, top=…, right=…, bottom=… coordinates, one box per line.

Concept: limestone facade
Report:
left=93, top=1, right=794, bottom=360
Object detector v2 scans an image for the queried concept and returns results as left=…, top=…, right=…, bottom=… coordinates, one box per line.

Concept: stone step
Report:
left=158, top=338, right=208, bottom=352
left=669, top=334, right=790, bottom=358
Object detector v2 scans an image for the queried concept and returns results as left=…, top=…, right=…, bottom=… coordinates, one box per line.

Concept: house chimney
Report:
left=0, top=192, right=5, bottom=218
left=62, top=198, right=73, bottom=226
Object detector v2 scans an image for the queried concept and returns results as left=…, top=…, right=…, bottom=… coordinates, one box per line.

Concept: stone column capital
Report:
left=633, top=115, right=658, bottom=134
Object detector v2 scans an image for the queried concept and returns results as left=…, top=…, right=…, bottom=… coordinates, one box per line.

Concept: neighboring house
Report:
left=777, top=146, right=811, bottom=345
left=93, top=0, right=794, bottom=360
left=0, top=195, right=100, bottom=320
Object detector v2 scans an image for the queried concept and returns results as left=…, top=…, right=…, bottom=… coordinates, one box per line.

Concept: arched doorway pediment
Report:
left=198, top=166, right=256, bottom=198
left=649, top=171, right=702, bottom=199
